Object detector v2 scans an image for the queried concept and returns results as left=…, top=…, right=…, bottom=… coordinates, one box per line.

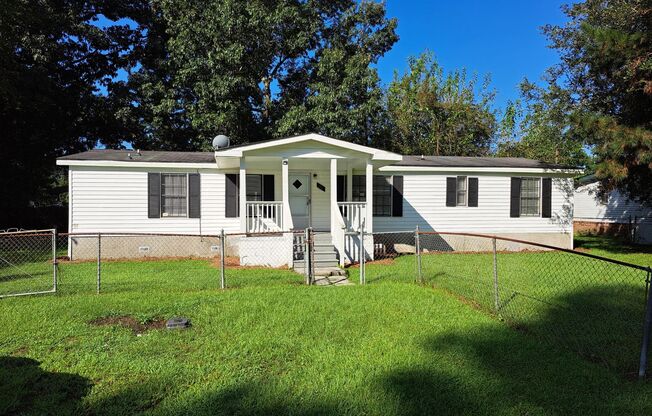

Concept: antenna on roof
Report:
left=212, top=135, right=230, bottom=150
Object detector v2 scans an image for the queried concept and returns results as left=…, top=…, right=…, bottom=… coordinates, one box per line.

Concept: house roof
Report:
left=56, top=141, right=579, bottom=172
left=57, top=149, right=215, bottom=164
left=396, top=156, right=575, bottom=170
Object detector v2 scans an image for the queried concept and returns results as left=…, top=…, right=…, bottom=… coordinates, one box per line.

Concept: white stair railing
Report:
left=246, top=202, right=283, bottom=233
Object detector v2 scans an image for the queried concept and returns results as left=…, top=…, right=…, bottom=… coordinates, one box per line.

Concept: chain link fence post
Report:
left=304, top=227, right=312, bottom=285
left=415, top=225, right=422, bottom=284
left=52, top=228, right=58, bottom=293
left=638, top=267, right=652, bottom=379
left=492, top=237, right=500, bottom=315
left=359, top=227, right=365, bottom=285
left=220, top=229, right=226, bottom=289
left=96, top=233, right=101, bottom=294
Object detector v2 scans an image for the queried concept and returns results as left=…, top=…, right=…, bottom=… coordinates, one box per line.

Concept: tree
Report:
left=497, top=80, right=589, bottom=167
left=276, top=1, right=397, bottom=146
left=384, top=52, right=497, bottom=156
left=0, top=0, right=144, bottom=227
left=543, top=0, right=652, bottom=202
left=122, top=0, right=397, bottom=149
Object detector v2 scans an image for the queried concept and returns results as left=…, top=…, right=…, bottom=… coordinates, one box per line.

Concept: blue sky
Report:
left=377, top=0, right=573, bottom=113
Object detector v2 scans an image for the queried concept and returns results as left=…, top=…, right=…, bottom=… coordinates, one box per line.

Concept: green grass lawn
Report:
left=363, top=234, right=652, bottom=374
left=1, top=235, right=652, bottom=415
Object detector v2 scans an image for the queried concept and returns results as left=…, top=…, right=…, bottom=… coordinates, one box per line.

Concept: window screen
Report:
left=161, top=174, right=187, bottom=217
left=520, top=177, right=541, bottom=217
left=456, top=176, right=467, bottom=206
left=373, top=176, right=392, bottom=217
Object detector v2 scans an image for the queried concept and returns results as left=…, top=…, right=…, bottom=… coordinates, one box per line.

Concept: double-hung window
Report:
left=246, top=174, right=264, bottom=201
left=456, top=176, right=467, bottom=206
left=373, top=175, right=393, bottom=217
left=161, top=174, right=187, bottom=217
left=520, top=177, right=541, bottom=217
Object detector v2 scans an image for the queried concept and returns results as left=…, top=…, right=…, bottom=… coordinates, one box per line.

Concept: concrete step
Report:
left=294, top=259, right=339, bottom=270
left=313, top=275, right=352, bottom=286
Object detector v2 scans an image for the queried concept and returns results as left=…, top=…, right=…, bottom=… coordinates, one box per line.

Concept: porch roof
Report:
left=213, top=133, right=402, bottom=162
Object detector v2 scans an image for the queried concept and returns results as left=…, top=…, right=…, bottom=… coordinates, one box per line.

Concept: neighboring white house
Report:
left=574, top=178, right=652, bottom=244
left=56, top=133, right=578, bottom=265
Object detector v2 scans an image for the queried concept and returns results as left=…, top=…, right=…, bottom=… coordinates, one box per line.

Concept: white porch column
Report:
left=330, top=158, right=338, bottom=234
left=239, top=158, right=247, bottom=232
left=365, top=160, right=373, bottom=233
left=281, top=158, right=291, bottom=230
left=346, top=164, right=353, bottom=202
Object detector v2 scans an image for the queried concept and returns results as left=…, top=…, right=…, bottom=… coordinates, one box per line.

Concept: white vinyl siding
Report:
left=575, top=182, right=652, bottom=223
left=374, top=173, right=573, bottom=235
left=69, top=167, right=237, bottom=234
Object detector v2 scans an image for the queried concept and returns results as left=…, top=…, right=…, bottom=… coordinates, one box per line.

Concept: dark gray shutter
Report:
left=188, top=173, right=201, bottom=218
left=510, top=177, right=521, bottom=218
left=148, top=173, right=161, bottom=218
left=225, top=174, right=239, bottom=218
left=392, top=176, right=403, bottom=217
left=337, top=175, right=346, bottom=202
left=468, top=177, right=478, bottom=207
left=542, top=177, right=552, bottom=218
left=446, top=177, right=457, bottom=207
left=263, top=175, right=275, bottom=201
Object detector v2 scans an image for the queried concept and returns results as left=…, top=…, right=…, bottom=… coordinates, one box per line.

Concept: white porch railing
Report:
left=246, top=202, right=283, bottom=233
left=338, top=202, right=366, bottom=232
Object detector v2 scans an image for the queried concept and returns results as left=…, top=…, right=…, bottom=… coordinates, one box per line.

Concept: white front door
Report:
left=289, top=174, right=311, bottom=229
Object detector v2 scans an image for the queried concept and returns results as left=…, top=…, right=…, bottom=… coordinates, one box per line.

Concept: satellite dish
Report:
left=212, top=134, right=230, bottom=149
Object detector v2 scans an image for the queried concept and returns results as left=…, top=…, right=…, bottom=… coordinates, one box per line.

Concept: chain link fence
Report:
left=356, top=229, right=652, bottom=379
left=0, top=230, right=57, bottom=298
left=2, top=228, right=652, bottom=378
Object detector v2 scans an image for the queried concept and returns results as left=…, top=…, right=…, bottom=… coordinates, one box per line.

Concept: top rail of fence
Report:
left=0, top=229, right=55, bottom=236
left=419, top=230, right=651, bottom=272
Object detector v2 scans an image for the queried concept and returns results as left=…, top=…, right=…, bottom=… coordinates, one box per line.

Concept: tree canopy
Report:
left=384, top=52, right=498, bottom=156
left=4, top=0, right=652, bottom=228
left=497, top=81, right=589, bottom=168
left=120, top=0, right=397, bottom=149
left=0, top=0, right=144, bottom=226
left=543, top=0, right=652, bottom=202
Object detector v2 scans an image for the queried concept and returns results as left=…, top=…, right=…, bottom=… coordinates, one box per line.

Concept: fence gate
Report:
left=0, top=229, right=57, bottom=298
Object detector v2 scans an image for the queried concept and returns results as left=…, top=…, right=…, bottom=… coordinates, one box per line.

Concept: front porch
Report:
left=215, top=134, right=402, bottom=267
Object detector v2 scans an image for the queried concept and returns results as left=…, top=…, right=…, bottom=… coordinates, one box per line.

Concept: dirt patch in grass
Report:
left=90, top=315, right=166, bottom=335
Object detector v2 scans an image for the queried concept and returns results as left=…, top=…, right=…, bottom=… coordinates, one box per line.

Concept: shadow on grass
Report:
left=575, top=234, right=652, bottom=255
left=380, top=326, right=651, bottom=415
left=380, top=284, right=652, bottom=414
left=88, top=382, right=343, bottom=416
left=0, top=356, right=92, bottom=415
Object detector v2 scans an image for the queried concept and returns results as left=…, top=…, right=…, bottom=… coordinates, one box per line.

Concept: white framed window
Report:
left=520, top=177, right=541, bottom=217
left=161, top=173, right=187, bottom=217
left=456, top=176, right=467, bottom=206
